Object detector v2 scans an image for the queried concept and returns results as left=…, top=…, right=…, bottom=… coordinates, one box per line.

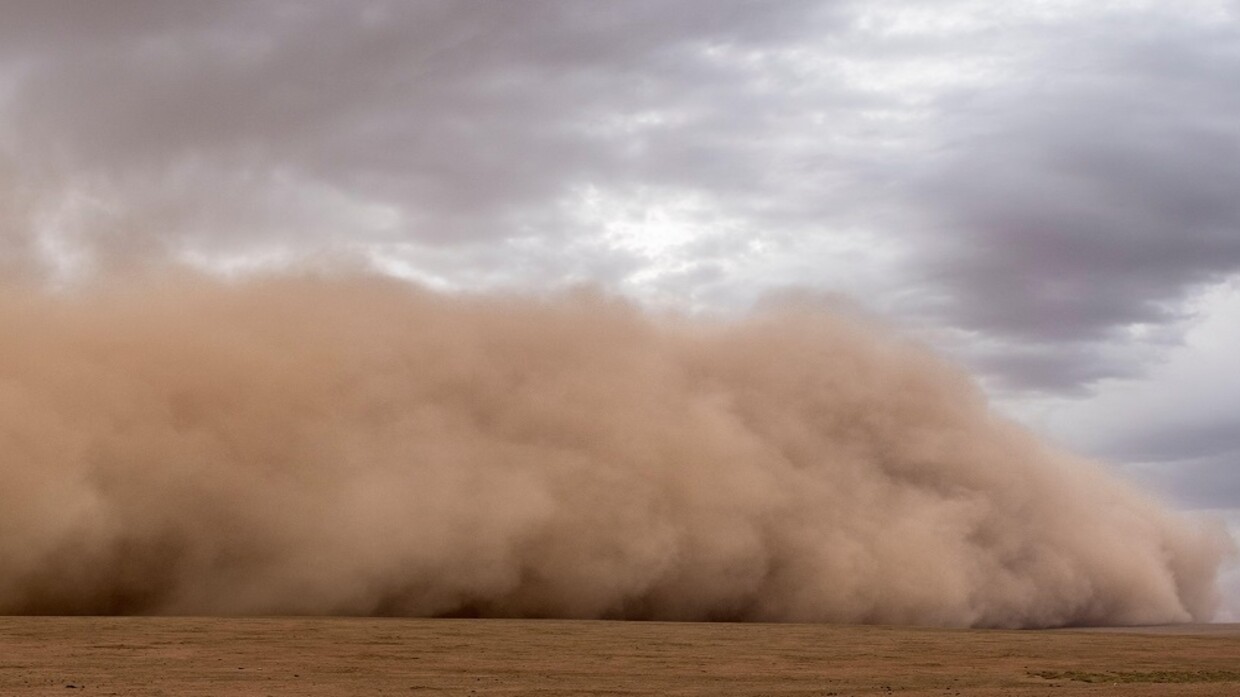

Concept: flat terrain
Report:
left=1, top=618, right=1238, bottom=696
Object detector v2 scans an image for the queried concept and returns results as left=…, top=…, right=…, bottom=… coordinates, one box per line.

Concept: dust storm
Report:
left=0, top=273, right=1229, bottom=626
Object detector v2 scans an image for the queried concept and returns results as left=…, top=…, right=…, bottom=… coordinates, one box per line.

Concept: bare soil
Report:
left=1, top=617, right=1237, bottom=696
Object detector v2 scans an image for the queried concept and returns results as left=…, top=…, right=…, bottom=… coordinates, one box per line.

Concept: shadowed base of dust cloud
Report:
left=0, top=273, right=1232, bottom=627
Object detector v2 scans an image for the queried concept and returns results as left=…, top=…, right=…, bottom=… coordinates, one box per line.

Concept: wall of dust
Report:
left=0, top=273, right=1230, bottom=626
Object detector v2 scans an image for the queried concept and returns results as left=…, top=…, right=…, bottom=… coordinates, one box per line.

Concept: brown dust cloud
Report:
left=0, top=272, right=1232, bottom=627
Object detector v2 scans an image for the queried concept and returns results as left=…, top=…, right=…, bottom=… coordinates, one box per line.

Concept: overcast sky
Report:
left=2, top=0, right=1238, bottom=597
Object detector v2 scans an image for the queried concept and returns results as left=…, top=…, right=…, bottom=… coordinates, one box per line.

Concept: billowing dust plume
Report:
left=0, top=273, right=1230, bottom=626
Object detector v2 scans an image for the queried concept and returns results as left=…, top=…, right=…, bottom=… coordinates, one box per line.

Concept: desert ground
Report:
left=1, top=617, right=1237, bottom=696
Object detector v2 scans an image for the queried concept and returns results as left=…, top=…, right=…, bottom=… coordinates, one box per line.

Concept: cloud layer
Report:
left=3, top=1, right=1238, bottom=396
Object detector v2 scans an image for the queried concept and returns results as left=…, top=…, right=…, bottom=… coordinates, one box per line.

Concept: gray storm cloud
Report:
left=0, top=272, right=1229, bottom=626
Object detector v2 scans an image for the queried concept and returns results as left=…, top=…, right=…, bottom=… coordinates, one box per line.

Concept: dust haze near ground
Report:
left=0, top=272, right=1231, bottom=626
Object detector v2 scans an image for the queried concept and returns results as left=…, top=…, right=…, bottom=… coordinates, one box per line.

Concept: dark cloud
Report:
left=918, top=85, right=1240, bottom=342
left=964, top=343, right=1142, bottom=396
left=906, top=9, right=1240, bottom=386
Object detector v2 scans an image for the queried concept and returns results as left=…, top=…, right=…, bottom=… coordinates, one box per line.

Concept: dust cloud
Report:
left=0, top=272, right=1231, bottom=626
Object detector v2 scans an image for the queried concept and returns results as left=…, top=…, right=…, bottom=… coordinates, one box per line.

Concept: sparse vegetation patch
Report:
left=1029, top=669, right=1240, bottom=683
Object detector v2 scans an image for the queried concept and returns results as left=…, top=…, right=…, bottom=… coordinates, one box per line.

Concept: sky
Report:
left=1, top=1, right=1238, bottom=612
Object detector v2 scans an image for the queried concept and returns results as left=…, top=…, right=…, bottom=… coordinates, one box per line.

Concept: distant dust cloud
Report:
left=0, top=273, right=1230, bottom=627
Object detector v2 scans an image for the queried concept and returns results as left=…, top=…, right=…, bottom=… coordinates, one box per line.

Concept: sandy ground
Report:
left=1, top=617, right=1238, bottom=696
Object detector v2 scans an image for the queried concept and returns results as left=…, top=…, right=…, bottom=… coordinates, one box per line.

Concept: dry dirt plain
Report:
left=1, top=617, right=1238, bottom=696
